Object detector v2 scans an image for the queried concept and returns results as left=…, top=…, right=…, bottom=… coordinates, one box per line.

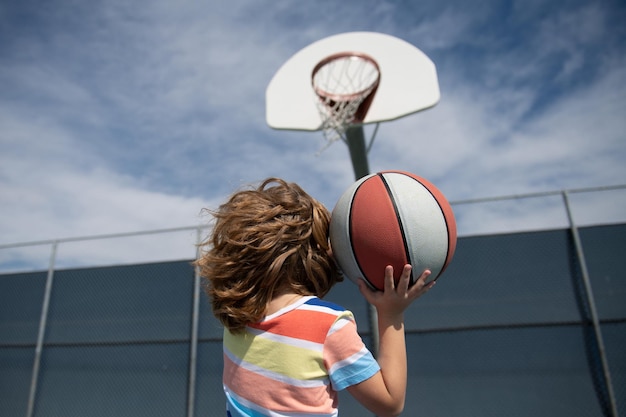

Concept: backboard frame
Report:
left=266, top=31, right=440, bottom=131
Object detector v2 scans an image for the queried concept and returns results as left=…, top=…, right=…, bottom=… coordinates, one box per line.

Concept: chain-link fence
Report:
left=1, top=185, right=625, bottom=417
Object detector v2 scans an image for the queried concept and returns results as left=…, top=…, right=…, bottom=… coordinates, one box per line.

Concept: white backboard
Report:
left=266, top=32, right=440, bottom=131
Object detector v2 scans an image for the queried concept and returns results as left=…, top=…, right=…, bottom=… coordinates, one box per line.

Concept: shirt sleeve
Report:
left=323, top=311, right=380, bottom=391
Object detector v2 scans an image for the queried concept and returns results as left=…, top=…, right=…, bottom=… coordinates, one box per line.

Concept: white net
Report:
left=312, top=54, right=380, bottom=147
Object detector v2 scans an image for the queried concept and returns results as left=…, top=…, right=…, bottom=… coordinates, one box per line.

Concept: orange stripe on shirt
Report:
left=248, top=309, right=341, bottom=344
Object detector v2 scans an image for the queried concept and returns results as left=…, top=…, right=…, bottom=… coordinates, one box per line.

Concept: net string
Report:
left=312, top=55, right=380, bottom=153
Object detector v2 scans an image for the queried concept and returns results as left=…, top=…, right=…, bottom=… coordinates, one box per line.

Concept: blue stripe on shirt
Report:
left=304, top=297, right=345, bottom=312
left=330, top=352, right=380, bottom=391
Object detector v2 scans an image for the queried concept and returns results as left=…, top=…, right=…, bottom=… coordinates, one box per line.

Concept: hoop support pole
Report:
left=345, top=126, right=379, bottom=358
left=345, top=126, right=370, bottom=179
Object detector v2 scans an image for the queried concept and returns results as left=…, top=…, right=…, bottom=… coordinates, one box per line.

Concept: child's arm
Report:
left=347, top=265, right=434, bottom=417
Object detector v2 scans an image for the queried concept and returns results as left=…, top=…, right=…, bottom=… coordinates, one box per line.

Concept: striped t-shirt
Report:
left=222, top=296, right=380, bottom=417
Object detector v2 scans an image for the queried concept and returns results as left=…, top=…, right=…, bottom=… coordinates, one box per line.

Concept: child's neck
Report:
left=266, top=293, right=304, bottom=316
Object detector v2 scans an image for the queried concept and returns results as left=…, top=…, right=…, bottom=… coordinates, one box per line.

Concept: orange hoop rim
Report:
left=311, top=52, right=381, bottom=103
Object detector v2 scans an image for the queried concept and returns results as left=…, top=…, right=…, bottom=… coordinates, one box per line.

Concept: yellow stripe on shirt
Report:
left=223, top=328, right=328, bottom=381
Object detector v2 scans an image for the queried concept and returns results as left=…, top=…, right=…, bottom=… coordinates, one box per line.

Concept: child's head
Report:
left=195, top=178, right=342, bottom=332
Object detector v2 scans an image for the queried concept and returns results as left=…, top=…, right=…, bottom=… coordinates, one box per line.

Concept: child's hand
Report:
left=351, top=265, right=432, bottom=415
left=357, top=265, right=434, bottom=317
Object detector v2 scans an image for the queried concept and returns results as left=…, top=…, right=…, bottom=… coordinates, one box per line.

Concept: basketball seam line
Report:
left=378, top=173, right=414, bottom=285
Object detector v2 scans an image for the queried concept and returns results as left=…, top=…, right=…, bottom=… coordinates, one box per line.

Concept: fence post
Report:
left=562, top=191, right=618, bottom=417
left=25, top=241, right=58, bottom=417
left=186, top=228, right=203, bottom=417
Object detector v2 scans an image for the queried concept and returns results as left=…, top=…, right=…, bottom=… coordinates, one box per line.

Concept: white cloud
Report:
left=1, top=157, right=213, bottom=243
left=1, top=0, right=625, bottom=271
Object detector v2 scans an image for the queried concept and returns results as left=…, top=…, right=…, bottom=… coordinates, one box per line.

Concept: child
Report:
left=195, top=178, right=434, bottom=417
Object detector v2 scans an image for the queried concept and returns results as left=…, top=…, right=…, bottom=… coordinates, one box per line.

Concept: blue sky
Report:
left=1, top=0, right=625, bottom=267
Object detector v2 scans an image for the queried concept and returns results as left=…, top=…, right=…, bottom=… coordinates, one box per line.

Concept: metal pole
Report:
left=187, top=228, right=203, bottom=417
left=345, top=126, right=379, bottom=358
left=26, top=241, right=58, bottom=417
left=345, top=126, right=370, bottom=178
left=562, top=191, right=618, bottom=417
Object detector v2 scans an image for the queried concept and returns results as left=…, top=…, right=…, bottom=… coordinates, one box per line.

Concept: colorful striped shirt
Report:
left=222, top=296, right=380, bottom=417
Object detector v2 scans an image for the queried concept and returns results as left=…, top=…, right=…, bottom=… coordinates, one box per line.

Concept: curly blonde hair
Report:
left=195, top=178, right=342, bottom=332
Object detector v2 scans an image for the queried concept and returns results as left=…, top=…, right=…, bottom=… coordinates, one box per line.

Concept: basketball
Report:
left=329, top=171, right=457, bottom=291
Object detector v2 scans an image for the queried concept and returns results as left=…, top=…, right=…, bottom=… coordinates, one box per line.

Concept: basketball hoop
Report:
left=312, top=52, right=380, bottom=147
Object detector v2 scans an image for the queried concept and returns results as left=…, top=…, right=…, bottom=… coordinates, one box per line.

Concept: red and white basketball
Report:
left=329, top=171, right=457, bottom=290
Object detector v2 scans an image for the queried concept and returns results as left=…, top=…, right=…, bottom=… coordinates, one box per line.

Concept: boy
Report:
left=195, top=178, right=434, bottom=417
